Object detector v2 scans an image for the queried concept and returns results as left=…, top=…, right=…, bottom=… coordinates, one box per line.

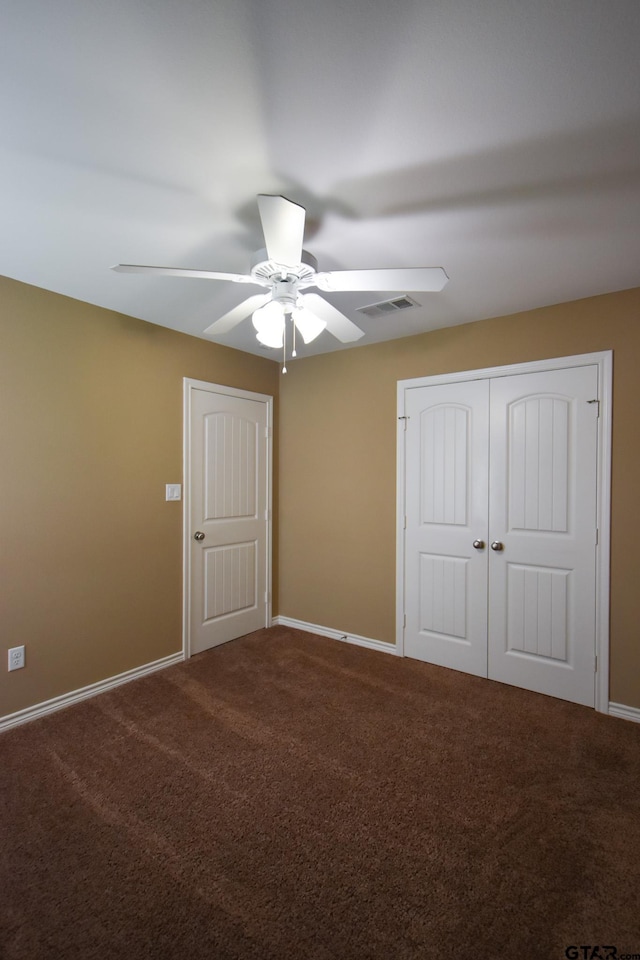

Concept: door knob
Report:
left=193, top=531, right=205, bottom=542
left=490, top=540, right=504, bottom=551
left=472, top=540, right=485, bottom=549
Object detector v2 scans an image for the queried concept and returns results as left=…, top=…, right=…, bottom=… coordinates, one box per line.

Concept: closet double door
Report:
left=403, top=364, right=599, bottom=706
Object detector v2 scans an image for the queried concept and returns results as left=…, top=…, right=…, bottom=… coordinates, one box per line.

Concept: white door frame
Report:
left=183, top=378, right=273, bottom=659
left=396, top=351, right=613, bottom=713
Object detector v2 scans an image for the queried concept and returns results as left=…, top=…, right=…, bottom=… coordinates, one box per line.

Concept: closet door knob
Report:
left=193, top=531, right=205, bottom=542
left=472, top=540, right=485, bottom=549
left=490, top=540, right=504, bottom=551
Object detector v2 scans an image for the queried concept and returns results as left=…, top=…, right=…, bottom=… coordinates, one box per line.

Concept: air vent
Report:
left=356, top=295, right=420, bottom=318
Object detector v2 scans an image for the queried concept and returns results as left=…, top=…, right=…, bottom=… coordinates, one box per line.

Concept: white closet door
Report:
left=487, top=366, right=599, bottom=706
left=404, top=380, right=489, bottom=676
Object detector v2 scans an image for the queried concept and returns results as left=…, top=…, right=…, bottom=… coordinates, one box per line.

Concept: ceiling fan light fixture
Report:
left=291, top=306, right=326, bottom=344
left=252, top=299, right=285, bottom=348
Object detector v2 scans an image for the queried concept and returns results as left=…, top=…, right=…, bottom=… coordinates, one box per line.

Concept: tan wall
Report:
left=3, top=277, right=639, bottom=720
left=278, top=286, right=640, bottom=709
left=0, top=276, right=279, bottom=718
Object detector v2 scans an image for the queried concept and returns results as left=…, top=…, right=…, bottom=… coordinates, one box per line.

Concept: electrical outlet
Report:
left=8, top=645, right=25, bottom=671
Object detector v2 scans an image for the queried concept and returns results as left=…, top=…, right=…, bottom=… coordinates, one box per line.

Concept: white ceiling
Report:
left=1, top=0, right=639, bottom=358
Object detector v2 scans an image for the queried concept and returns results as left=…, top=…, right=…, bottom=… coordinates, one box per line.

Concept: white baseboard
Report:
left=274, top=621, right=640, bottom=720
left=6, top=636, right=635, bottom=731
left=272, top=615, right=399, bottom=656
left=0, top=651, right=185, bottom=732
left=608, top=702, right=640, bottom=723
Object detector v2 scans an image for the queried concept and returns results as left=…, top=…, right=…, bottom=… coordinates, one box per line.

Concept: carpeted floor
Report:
left=1, top=626, right=639, bottom=960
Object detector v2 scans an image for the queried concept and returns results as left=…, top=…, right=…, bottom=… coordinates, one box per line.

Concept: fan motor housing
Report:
left=250, top=248, right=318, bottom=286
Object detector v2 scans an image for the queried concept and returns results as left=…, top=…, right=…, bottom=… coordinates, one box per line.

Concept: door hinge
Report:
left=595, top=527, right=599, bottom=545
left=403, top=613, right=406, bottom=628
left=398, top=415, right=409, bottom=430
left=403, top=515, right=407, bottom=530
left=595, top=655, right=598, bottom=673
left=587, top=399, right=600, bottom=417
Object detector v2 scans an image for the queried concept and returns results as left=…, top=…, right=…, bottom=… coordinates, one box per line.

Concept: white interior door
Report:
left=487, top=365, right=599, bottom=706
left=401, top=360, right=603, bottom=708
left=404, top=379, right=489, bottom=676
left=186, top=382, right=271, bottom=656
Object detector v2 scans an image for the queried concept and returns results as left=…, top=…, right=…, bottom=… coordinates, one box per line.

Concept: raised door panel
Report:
left=419, top=554, right=468, bottom=639
left=203, top=541, right=257, bottom=621
left=203, top=413, right=257, bottom=521
left=508, top=397, right=569, bottom=533
left=420, top=405, right=469, bottom=526
left=506, top=564, right=569, bottom=661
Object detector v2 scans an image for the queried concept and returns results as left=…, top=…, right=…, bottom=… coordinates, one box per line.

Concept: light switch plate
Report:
left=165, top=484, right=182, bottom=501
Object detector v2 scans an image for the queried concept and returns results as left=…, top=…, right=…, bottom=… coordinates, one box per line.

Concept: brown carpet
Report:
left=1, top=626, right=639, bottom=960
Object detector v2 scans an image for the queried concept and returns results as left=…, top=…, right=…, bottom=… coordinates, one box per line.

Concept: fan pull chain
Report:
left=292, top=315, right=297, bottom=357
left=282, top=322, right=287, bottom=374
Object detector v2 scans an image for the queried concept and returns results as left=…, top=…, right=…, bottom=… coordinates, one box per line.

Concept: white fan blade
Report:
left=301, top=293, right=364, bottom=343
left=203, top=294, right=272, bottom=336
left=112, top=264, right=260, bottom=284
left=315, top=267, right=449, bottom=293
left=257, top=195, right=305, bottom=266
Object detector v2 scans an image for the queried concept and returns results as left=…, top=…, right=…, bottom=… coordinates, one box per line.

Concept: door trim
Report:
left=396, top=351, right=612, bottom=713
left=182, top=378, right=273, bottom=659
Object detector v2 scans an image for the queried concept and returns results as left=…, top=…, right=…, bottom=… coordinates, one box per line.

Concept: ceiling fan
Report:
left=112, top=195, right=449, bottom=353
